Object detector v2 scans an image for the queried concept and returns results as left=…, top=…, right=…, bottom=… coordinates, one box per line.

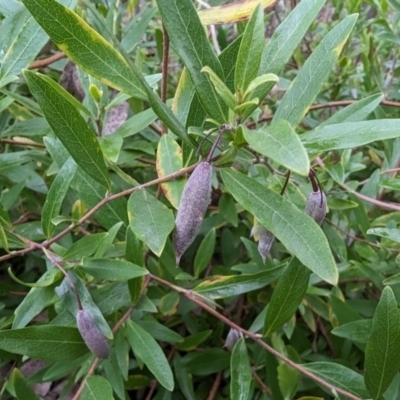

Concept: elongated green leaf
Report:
left=194, top=228, right=216, bottom=278
left=194, top=267, right=283, bottom=299
left=241, top=0, right=326, bottom=120
left=81, top=259, right=148, bottom=281
left=13, top=268, right=61, bottom=329
left=235, top=4, right=264, bottom=94
left=303, top=119, right=400, bottom=153
left=12, top=369, right=41, bottom=400
left=319, top=93, right=383, bottom=128
left=62, top=233, right=108, bottom=261
left=0, top=7, right=48, bottom=87
left=128, top=189, right=175, bottom=256
left=230, top=338, right=252, bottom=400
left=21, top=0, right=145, bottom=99
left=113, top=107, right=157, bottom=139
left=365, top=286, right=400, bottom=398
left=264, top=258, right=310, bottom=335
left=221, top=169, right=337, bottom=285
left=0, top=200, right=11, bottom=228
left=156, top=135, right=186, bottom=210
left=331, top=319, right=372, bottom=344
left=127, top=320, right=174, bottom=391
left=367, top=228, right=400, bottom=243
left=273, top=15, right=357, bottom=127
left=0, top=326, right=87, bottom=361
left=42, top=157, right=77, bottom=239
left=81, top=376, right=114, bottom=400
left=157, top=0, right=227, bottom=123
left=76, top=0, right=190, bottom=145
left=24, top=70, right=110, bottom=190
left=243, top=120, right=310, bottom=176
left=303, top=362, right=370, bottom=399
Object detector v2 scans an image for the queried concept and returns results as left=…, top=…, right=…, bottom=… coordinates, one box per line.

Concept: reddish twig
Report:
left=29, top=52, right=66, bottom=69
left=206, top=371, right=223, bottom=400
left=149, top=274, right=363, bottom=400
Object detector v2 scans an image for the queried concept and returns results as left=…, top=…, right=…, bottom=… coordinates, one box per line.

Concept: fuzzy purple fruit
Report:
left=173, top=162, right=212, bottom=265
left=305, top=189, right=327, bottom=226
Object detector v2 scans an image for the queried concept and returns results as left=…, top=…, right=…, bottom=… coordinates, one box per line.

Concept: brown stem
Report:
left=149, top=274, right=363, bottom=400
left=0, top=162, right=199, bottom=264
left=252, top=369, right=272, bottom=395
left=0, top=139, right=45, bottom=148
left=29, top=52, right=66, bottom=69
left=206, top=371, right=223, bottom=400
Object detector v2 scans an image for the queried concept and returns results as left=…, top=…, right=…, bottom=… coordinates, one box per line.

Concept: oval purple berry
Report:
left=305, top=189, right=327, bottom=226
left=173, top=162, right=212, bottom=265
left=76, top=310, right=109, bottom=359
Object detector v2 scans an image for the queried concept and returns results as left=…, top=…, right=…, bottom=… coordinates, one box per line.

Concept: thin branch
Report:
left=0, top=139, right=46, bottom=148
left=0, top=163, right=198, bottom=264
left=206, top=371, right=223, bottom=400
left=359, top=167, right=400, bottom=185
left=29, top=52, right=66, bottom=69
left=315, top=157, right=400, bottom=213
left=252, top=369, right=272, bottom=396
left=247, top=99, right=400, bottom=128
left=150, top=274, right=363, bottom=400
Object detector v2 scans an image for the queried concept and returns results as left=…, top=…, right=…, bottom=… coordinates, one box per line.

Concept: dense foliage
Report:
left=1, top=0, right=400, bottom=399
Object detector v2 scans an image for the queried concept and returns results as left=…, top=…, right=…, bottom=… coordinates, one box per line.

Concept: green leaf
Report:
left=243, top=120, right=310, bottom=176
left=264, top=258, right=310, bottom=335
left=157, top=0, right=227, bottom=123
left=201, top=66, right=236, bottom=110
left=8, top=266, right=61, bottom=288
left=273, top=15, right=358, bottom=127
left=13, top=268, right=61, bottom=329
left=0, top=7, right=48, bottom=88
left=12, top=369, right=41, bottom=400
left=230, top=338, right=252, bottom=400
left=331, top=319, right=372, bottom=344
left=184, top=349, right=230, bottom=375
left=367, top=228, right=400, bottom=243
left=176, top=330, right=212, bottom=351
left=128, top=189, right=175, bottom=256
left=81, top=259, right=148, bottom=281
left=0, top=199, right=11, bottom=228
left=23, top=70, right=110, bottom=190
left=194, top=267, right=283, bottom=299
left=127, top=320, right=174, bottom=391
left=62, top=233, right=108, bottom=261
left=241, top=0, right=326, bottom=120
left=137, top=320, right=184, bottom=344
left=126, top=227, right=145, bottom=304
left=364, top=286, right=400, bottom=398
left=42, top=157, right=77, bottom=239
left=234, top=4, right=264, bottom=94
left=302, top=120, right=400, bottom=153
left=221, top=169, right=337, bottom=285
left=21, top=0, right=145, bottom=99
left=156, top=135, right=186, bottom=210
left=319, top=93, right=383, bottom=128
left=113, top=107, right=157, bottom=139
left=0, top=326, right=87, bottom=361
left=302, top=362, right=370, bottom=399
left=242, top=73, right=279, bottom=102
left=194, top=228, right=216, bottom=278
left=81, top=376, right=114, bottom=400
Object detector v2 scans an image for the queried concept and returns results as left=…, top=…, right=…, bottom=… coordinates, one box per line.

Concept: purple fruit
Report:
left=173, top=162, right=212, bottom=265
left=258, top=226, right=275, bottom=263
left=76, top=310, right=109, bottom=359
left=305, top=189, right=327, bottom=226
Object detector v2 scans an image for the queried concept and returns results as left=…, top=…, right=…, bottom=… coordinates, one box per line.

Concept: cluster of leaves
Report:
left=1, top=0, right=400, bottom=399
